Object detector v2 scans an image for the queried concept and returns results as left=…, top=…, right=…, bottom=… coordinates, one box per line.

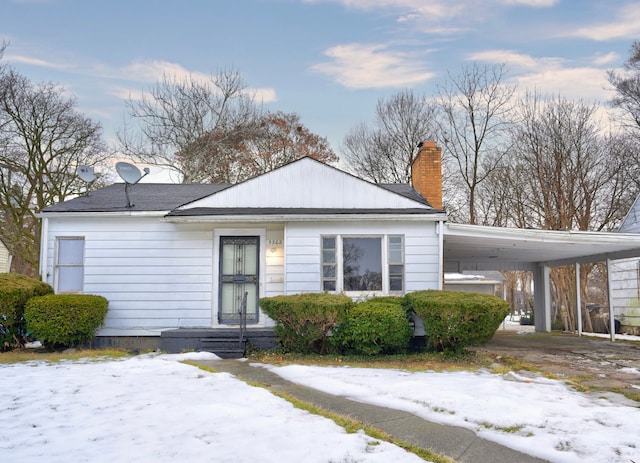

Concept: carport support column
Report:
left=606, top=259, right=616, bottom=342
left=533, top=264, right=552, bottom=332
left=576, top=263, right=582, bottom=337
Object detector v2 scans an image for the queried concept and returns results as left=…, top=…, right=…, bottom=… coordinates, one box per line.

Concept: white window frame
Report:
left=321, top=234, right=404, bottom=296
left=388, top=235, right=405, bottom=294
left=54, top=237, right=85, bottom=293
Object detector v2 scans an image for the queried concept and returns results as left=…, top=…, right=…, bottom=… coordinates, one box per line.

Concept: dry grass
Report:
left=249, top=348, right=500, bottom=372
left=0, top=348, right=131, bottom=364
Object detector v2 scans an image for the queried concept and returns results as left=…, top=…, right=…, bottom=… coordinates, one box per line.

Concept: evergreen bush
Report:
left=330, top=301, right=413, bottom=355
left=24, top=294, right=108, bottom=348
left=259, top=293, right=353, bottom=353
left=0, top=273, right=53, bottom=350
left=405, top=290, right=509, bottom=352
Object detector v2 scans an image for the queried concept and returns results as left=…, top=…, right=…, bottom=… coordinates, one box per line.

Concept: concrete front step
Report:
left=200, top=338, right=247, bottom=359
left=160, top=328, right=277, bottom=355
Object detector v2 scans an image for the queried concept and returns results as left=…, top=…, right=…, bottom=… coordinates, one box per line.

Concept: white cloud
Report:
left=500, top=0, right=558, bottom=6
left=312, top=43, right=435, bottom=89
left=513, top=66, right=611, bottom=102
left=4, top=52, right=70, bottom=71
left=469, top=49, right=615, bottom=103
left=569, top=4, right=640, bottom=41
left=592, top=51, right=619, bottom=66
left=467, top=49, right=540, bottom=69
left=307, top=0, right=459, bottom=18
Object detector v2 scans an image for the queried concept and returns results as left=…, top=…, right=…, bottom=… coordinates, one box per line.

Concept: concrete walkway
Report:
left=195, top=358, right=549, bottom=463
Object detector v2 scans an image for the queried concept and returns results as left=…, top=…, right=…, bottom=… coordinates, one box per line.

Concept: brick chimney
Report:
left=411, top=141, right=443, bottom=210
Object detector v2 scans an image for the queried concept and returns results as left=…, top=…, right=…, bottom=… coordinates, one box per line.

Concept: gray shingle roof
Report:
left=41, top=183, right=230, bottom=213
left=41, top=181, right=435, bottom=215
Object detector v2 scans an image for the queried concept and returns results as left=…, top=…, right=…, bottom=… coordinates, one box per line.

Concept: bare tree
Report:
left=119, top=69, right=263, bottom=183
left=0, top=66, right=108, bottom=276
left=175, top=111, right=338, bottom=183
left=508, top=93, right=630, bottom=231
left=246, top=111, right=337, bottom=176
left=503, top=93, right=639, bottom=331
left=342, top=90, right=437, bottom=183
left=436, top=63, right=515, bottom=224
left=607, top=41, right=640, bottom=133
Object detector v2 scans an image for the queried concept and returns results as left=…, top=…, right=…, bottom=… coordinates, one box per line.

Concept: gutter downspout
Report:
left=576, top=263, right=582, bottom=336
left=606, top=258, right=616, bottom=342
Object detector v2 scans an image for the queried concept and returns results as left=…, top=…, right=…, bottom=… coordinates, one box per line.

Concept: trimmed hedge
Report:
left=24, top=294, right=109, bottom=348
left=260, top=293, right=353, bottom=353
left=330, top=301, right=413, bottom=355
left=0, top=273, right=54, bottom=350
left=405, top=290, right=509, bottom=352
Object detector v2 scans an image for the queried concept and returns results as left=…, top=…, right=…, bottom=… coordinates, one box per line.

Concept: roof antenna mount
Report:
left=115, top=162, right=150, bottom=208
left=77, top=165, right=101, bottom=196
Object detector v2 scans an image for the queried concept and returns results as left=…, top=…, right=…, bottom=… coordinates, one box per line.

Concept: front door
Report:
left=218, top=236, right=259, bottom=324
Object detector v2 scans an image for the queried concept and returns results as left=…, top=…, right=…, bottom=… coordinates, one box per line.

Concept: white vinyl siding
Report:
left=45, top=217, right=216, bottom=336
left=0, top=241, right=9, bottom=273
left=285, top=221, right=440, bottom=296
left=179, top=158, right=435, bottom=211
left=610, top=258, right=640, bottom=319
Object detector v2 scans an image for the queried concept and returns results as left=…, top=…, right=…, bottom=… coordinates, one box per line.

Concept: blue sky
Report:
left=1, top=0, right=639, bottom=164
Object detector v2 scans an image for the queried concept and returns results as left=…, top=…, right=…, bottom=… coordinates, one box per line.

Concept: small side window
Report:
left=55, top=237, right=84, bottom=293
left=388, top=235, right=404, bottom=292
left=321, top=236, right=337, bottom=291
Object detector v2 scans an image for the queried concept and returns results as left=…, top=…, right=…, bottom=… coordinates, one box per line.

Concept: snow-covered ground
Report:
left=1, top=352, right=426, bottom=463
left=2, top=350, right=639, bottom=463
left=265, top=363, right=640, bottom=463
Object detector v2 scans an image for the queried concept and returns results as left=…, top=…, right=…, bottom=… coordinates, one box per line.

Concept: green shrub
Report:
left=0, top=273, right=54, bottom=350
left=260, top=293, right=353, bottom=354
left=24, top=294, right=109, bottom=348
left=330, top=301, right=413, bottom=355
left=405, top=290, right=509, bottom=352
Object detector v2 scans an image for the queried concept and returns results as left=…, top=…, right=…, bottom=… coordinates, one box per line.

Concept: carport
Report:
left=442, top=223, right=640, bottom=340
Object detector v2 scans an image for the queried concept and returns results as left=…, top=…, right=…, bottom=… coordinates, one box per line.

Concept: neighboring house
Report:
left=0, top=238, right=10, bottom=273
left=609, top=195, right=640, bottom=335
left=38, top=143, right=447, bottom=350
left=444, top=271, right=506, bottom=298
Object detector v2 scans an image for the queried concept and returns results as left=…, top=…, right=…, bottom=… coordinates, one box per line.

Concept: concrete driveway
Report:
left=474, top=331, right=640, bottom=398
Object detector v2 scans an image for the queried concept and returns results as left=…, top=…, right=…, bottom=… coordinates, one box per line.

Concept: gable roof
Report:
left=41, top=157, right=442, bottom=217
left=619, top=194, right=640, bottom=233
left=175, top=157, right=438, bottom=213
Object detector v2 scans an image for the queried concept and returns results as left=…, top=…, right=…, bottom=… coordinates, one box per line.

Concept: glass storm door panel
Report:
left=219, top=236, right=259, bottom=324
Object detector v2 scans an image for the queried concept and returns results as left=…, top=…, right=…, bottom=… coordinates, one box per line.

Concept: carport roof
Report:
left=444, top=223, right=640, bottom=271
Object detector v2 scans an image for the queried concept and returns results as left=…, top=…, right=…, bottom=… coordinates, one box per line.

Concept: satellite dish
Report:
left=77, top=165, right=97, bottom=183
left=116, top=162, right=143, bottom=184
left=115, top=161, right=150, bottom=208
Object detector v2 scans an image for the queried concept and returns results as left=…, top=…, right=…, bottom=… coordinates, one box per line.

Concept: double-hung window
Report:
left=321, top=235, right=404, bottom=293
left=55, top=237, right=84, bottom=293
left=388, top=235, right=404, bottom=292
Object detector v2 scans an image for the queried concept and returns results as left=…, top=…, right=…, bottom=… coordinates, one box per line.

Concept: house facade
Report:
left=39, top=144, right=447, bottom=349
left=0, top=239, right=10, bottom=273
left=609, top=195, right=640, bottom=335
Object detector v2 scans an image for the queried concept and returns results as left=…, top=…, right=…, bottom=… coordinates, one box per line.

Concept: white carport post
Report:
left=533, top=264, right=552, bottom=332
left=576, top=263, right=582, bottom=337
left=606, top=258, right=616, bottom=342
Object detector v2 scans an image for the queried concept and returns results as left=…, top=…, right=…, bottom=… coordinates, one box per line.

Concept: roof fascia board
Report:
left=37, top=211, right=169, bottom=219
left=163, top=213, right=447, bottom=223
left=445, top=223, right=640, bottom=246
left=445, top=261, right=538, bottom=272
left=543, top=248, right=640, bottom=267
